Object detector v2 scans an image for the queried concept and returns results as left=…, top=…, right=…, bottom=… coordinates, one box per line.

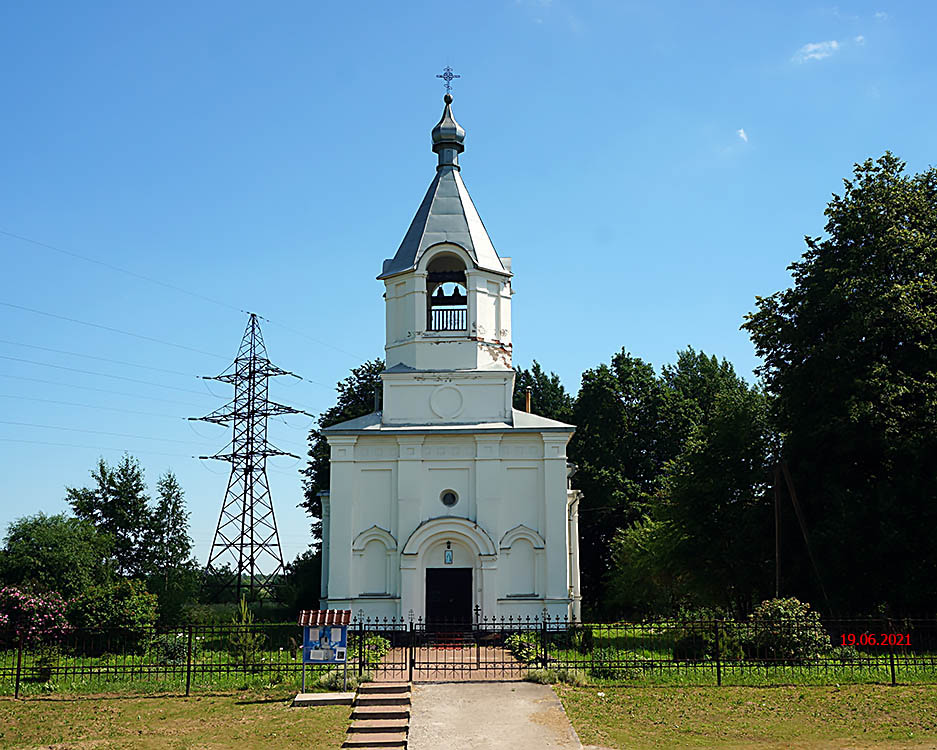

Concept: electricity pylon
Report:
left=191, top=313, right=308, bottom=603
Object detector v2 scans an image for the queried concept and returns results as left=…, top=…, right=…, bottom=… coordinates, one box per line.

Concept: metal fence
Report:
left=4, top=616, right=937, bottom=697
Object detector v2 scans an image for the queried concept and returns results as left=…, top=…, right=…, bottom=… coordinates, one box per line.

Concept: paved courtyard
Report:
left=407, top=681, right=583, bottom=749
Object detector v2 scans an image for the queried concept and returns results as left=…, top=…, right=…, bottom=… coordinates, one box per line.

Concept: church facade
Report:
left=319, top=94, right=581, bottom=622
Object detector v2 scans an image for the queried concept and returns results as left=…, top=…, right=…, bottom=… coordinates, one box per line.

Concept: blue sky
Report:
left=1, top=1, right=934, bottom=566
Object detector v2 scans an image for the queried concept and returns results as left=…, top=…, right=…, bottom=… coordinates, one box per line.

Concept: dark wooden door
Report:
left=425, top=568, right=472, bottom=624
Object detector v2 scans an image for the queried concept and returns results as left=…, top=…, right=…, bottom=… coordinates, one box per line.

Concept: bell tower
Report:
left=378, top=94, right=514, bottom=426
left=321, top=87, right=581, bottom=624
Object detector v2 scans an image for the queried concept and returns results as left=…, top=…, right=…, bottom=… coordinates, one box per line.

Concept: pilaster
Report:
left=325, top=436, right=358, bottom=602
left=395, top=436, right=426, bottom=549
left=542, top=434, right=571, bottom=601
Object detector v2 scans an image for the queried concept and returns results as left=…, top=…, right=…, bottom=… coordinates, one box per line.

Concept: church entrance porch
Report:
left=425, top=567, right=472, bottom=625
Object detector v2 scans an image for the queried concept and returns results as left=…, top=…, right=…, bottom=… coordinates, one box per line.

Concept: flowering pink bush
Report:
left=0, top=586, right=69, bottom=646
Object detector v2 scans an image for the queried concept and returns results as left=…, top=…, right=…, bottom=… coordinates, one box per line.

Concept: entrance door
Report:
left=425, top=568, right=472, bottom=624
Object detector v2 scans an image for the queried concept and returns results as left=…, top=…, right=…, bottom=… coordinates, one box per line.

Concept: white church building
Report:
left=319, top=94, right=582, bottom=623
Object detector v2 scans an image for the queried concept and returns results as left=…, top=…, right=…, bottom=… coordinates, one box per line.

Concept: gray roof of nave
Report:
left=323, top=409, right=574, bottom=434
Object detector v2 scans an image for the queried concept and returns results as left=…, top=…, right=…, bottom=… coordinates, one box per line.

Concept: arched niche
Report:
left=502, top=538, right=536, bottom=596
left=499, top=524, right=546, bottom=551
left=424, top=250, right=467, bottom=333
left=352, top=525, right=397, bottom=596
left=352, top=525, right=397, bottom=552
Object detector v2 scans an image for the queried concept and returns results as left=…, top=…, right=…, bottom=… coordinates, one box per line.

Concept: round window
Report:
left=440, top=490, right=459, bottom=508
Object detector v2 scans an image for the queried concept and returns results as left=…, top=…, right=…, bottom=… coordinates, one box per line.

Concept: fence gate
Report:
left=354, top=617, right=549, bottom=682
left=410, top=620, right=536, bottom=681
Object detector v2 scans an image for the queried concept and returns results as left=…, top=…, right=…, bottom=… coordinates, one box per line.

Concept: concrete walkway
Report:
left=407, top=681, right=582, bottom=749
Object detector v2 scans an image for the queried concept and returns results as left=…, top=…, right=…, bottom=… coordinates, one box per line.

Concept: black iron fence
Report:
left=4, top=616, right=937, bottom=697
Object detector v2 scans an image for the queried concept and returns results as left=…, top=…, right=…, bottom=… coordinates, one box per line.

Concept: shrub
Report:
left=547, top=625, right=593, bottom=655
left=505, top=632, right=540, bottom=664
left=317, top=667, right=369, bottom=692
left=747, top=597, right=830, bottom=663
left=178, top=602, right=239, bottom=626
left=66, top=579, right=158, bottom=654
left=829, top=645, right=861, bottom=664
left=525, top=668, right=589, bottom=686
left=671, top=622, right=744, bottom=661
left=150, top=632, right=193, bottom=666
left=0, top=586, right=69, bottom=647
left=227, top=596, right=266, bottom=667
left=589, top=647, right=620, bottom=679
left=588, top=648, right=657, bottom=681
left=347, top=633, right=391, bottom=666
left=34, top=645, right=60, bottom=683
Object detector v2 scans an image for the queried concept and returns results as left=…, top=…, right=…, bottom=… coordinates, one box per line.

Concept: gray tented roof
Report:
left=379, top=96, right=507, bottom=279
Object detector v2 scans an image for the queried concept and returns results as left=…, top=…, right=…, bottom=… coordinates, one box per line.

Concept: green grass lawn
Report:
left=557, top=683, right=937, bottom=749
left=0, top=690, right=349, bottom=749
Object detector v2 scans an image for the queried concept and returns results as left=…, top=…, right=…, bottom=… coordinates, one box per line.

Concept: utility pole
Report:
left=191, top=313, right=308, bottom=603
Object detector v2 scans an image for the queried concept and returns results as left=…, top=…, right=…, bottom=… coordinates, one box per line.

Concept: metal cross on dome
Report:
left=436, top=66, right=460, bottom=93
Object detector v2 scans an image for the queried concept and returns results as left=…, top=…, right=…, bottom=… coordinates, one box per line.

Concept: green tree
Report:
left=742, top=153, right=937, bottom=614
left=67, top=578, right=158, bottom=630
left=607, top=517, right=683, bottom=616
left=148, top=471, right=193, bottom=575
left=513, top=361, right=574, bottom=422
left=301, top=358, right=385, bottom=550
left=576, top=348, right=770, bottom=617
left=145, top=471, right=198, bottom=626
left=67, top=455, right=154, bottom=578
left=569, top=351, right=676, bottom=616
left=281, top=548, right=322, bottom=615
left=654, top=386, right=775, bottom=614
left=0, top=513, right=111, bottom=600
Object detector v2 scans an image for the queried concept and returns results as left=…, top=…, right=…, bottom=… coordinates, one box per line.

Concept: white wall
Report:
left=325, top=430, right=574, bottom=621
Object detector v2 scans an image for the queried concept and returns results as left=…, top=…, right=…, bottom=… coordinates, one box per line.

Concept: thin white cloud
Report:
left=793, top=40, right=840, bottom=63
left=874, top=11, right=888, bottom=20
left=855, top=34, right=865, bottom=44
left=737, top=128, right=749, bottom=143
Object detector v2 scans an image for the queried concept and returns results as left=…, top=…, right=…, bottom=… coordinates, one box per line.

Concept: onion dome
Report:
left=431, top=94, right=465, bottom=169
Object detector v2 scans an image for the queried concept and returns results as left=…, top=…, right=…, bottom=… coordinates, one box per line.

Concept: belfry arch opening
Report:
left=426, top=254, right=467, bottom=332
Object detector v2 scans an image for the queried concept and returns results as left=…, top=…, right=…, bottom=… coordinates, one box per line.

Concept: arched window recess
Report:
left=426, top=254, right=467, bottom=332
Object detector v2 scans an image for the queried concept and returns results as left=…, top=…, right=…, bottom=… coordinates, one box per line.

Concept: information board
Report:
left=302, top=624, right=348, bottom=664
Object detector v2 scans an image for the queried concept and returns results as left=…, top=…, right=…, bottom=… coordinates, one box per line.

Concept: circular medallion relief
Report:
left=429, top=385, right=464, bottom=419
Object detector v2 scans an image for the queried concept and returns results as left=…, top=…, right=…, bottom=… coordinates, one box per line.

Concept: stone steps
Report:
left=354, top=693, right=411, bottom=706
left=358, top=681, right=410, bottom=694
left=343, top=681, right=411, bottom=749
left=349, top=718, right=409, bottom=733
left=352, top=703, right=411, bottom=721
left=342, top=731, right=407, bottom=748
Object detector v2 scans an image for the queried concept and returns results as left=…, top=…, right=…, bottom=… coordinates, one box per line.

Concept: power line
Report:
left=263, top=317, right=368, bottom=364
left=0, top=437, right=191, bottom=460
left=0, top=354, right=214, bottom=397
left=0, top=334, right=331, bottom=395
left=0, top=338, right=197, bottom=377
left=0, top=229, right=369, bottom=365
left=0, top=228, right=242, bottom=314
left=0, top=373, right=205, bottom=408
left=0, top=419, right=203, bottom=446
left=0, top=301, right=228, bottom=360
left=0, top=394, right=184, bottom=420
